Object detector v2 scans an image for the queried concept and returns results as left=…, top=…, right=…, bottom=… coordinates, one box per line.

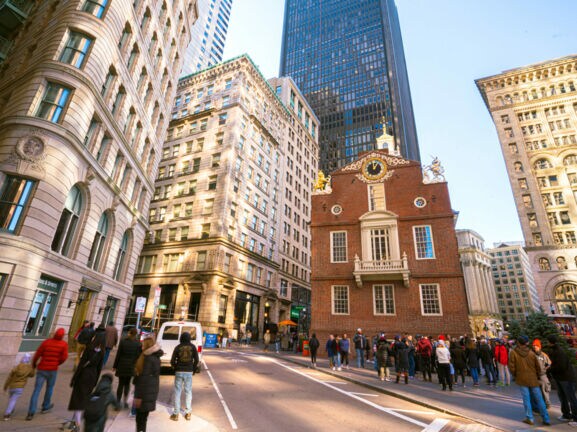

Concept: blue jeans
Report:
left=556, top=379, right=577, bottom=420
left=483, top=362, right=497, bottom=384
left=470, top=367, right=479, bottom=384
left=408, top=353, right=416, bottom=377
left=103, top=347, right=112, bottom=366
left=28, top=370, right=57, bottom=415
left=519, top=385, right=550, bottom=422
left=333, top=354, right=341, bottom=368
left=356, top=349, right=365, bottom=368
left=173, top=371, right=193, bottom=415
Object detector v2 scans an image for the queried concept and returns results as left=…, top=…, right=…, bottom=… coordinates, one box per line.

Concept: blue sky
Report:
left=223, top=0, right=577, bottom=246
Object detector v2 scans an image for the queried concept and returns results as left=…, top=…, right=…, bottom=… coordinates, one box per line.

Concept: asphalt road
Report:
left=158, top=350, right=499, bottom=432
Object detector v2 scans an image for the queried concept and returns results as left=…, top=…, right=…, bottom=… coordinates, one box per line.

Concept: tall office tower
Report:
left=131, top=55, right=319, bottom=339
left=0, top=0, right=197, bottom=368
left=279, top=0, right=420, bottom=173
left=0, top=0, right=35, bottom=64
left=181, top=0, right=233, bottom=76
left=487, top=243, right=540, bottom=322
left=456, top=230, right=502, bottom=337
left=477, top=55, right=577, bottom=315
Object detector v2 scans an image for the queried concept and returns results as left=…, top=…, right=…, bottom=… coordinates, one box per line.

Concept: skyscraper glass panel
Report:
left=280, top=0, right=420, bottom=172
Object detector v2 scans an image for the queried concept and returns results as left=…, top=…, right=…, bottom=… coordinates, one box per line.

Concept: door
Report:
left=68, top=287, right=93, bottom=348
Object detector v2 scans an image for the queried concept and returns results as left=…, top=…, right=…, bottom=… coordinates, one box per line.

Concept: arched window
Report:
left=113, top=230, right=131, bottom=281
left=563, top=154, right=577, bottom=166
left=555, top=283, right=577, bottom=315
left=51, top=185, right=83, bottom=256
left=534, top=158, right=552, bottom=170
left=556, top=256, right=568, bottom=270
left=87, top=212, right=109, bottom=270
left=539, top=257, right=550, bottom=271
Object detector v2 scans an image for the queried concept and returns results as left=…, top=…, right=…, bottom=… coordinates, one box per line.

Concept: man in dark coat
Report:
left=169, top=332, right=199, bottom=421
left=547, top=334, right=577, bottom=422
left=113, top=327, right=141, bottom=408
left=308, top=333, right=320, bottom=368
left=75, top=322, right=95, bottom=369
left=27, top=328, right=68, bottom=420
left=479, top=338, right=497, bottom=386
left=353, top=329, right=367, bottom=368
left=394, top=336, right=409, bottom=384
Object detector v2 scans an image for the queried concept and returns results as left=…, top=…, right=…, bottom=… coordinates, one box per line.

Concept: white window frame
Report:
left=413, top=225, right=435, bottom=259
left=373, top=284, right=395, bottom=315
left=331, top=285, right=349, bottom=315
left=330, top=231, right=347, bottom=263
left=419, top=283, right=442, bottom=316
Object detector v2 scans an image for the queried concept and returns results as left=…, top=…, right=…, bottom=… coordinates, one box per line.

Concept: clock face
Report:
left=362, top=157, right=387, bottom=180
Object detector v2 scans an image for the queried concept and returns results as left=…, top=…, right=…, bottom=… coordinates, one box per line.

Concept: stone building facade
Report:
left=131, top=55, right=319, bottom=340
left=476, top=55, right=577, bottom=314
left=456, top=229, right=502, bottom=337
left=0, top=0, right=197, bottom=367
left=310, top=150, right=470, bottom=338
left=487, top=242, right=540, bottom=323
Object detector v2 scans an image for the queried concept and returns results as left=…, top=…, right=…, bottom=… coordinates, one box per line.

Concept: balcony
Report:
left=353, top=253, right=410, bottom=288
left=0, top=1, right=34, bottom=34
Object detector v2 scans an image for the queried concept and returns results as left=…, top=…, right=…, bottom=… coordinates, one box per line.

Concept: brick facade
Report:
left=311, top=150, right=470, bottom=339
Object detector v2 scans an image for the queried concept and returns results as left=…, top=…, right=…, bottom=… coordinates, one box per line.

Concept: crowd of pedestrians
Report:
left=311, top=328, right=577, bottom=427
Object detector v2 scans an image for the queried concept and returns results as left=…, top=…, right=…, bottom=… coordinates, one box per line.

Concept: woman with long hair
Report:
left=68, top=329, right=105, bottom=431
left=112, top=327, right=141, bottom=409
left=133, top=336, right=163, bottom=432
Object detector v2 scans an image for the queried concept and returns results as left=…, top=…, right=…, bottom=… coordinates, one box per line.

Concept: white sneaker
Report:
left=568, top=421, right=577, bottom=427
left=332, top=367, right=335, bottom=370
left=337, top=367, right=342, bottom=371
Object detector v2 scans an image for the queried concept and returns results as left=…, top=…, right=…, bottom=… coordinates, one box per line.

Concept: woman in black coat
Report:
left=465, top=339, right=480, bottom=386
left=68, top=331, right=105, bottom=430
left=133, top=337, right=163, bottom=432
left=449, top=339, right=467, bottom=386
left=113, top=327, right=142, bottom=408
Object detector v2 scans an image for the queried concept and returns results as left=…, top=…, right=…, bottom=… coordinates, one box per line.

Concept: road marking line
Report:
left=422, top=418, right=450, bottom=431
left=389, top=408, right=438, bottom=415
left=323, top=381, right=349, bottom=385
left=350, top=392, right=379, bottom=397
left=270, top=357, right=428, bottom=428
left=202, top=359, right=238, bottom=430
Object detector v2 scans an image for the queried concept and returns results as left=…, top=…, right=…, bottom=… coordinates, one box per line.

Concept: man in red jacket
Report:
left=26, top=328, right=68, bottom=420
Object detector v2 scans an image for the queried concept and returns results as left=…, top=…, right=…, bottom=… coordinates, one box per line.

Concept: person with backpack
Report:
left=68, top=331, right=105, bottom=431
left=169, top=332, right=199, bottom=421
left=83, top=373, right=118, bottom=432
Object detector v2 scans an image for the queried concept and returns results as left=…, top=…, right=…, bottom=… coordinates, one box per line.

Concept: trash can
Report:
left=302, top=339, right=309, bottom=357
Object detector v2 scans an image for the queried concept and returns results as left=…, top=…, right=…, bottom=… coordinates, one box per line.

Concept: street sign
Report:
left=158, top=304, right=167, bottom=310
left=153, top=286, right=161, bottom=306
left=135, top=296, right=147, bottom=313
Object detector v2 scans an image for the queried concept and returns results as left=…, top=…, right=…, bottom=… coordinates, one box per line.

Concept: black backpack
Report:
left=84, top=392, right=107, bottom=422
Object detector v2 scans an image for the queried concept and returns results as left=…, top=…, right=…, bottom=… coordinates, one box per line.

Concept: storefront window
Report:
left=24, top=276, right=61, bottom=337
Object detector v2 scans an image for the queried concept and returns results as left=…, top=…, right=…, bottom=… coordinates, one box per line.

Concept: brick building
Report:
left=310, top=150, right=470, bottom=338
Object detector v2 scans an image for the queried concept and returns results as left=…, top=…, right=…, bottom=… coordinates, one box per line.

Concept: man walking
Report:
left=103, top=321, right=119, bottom=366
left=547, top=334, right=577, bottom=423
left=353, top=328, right=367, bottom=368
left=74, top=320, right=92, bottom=369
left=508, top=335, right=550, bottom=426
left=170, top=332, right=199, bottom=421
left=26, top=328, right=68, bottom=420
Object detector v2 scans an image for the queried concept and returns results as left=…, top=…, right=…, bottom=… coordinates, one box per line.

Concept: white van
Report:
left=157, top=321, right=203, bottom=368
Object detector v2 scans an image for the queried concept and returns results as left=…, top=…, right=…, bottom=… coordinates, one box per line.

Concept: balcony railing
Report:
left=353, top=253, right=410, bottom=288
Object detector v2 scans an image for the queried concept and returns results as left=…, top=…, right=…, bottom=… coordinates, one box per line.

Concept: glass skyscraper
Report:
left=280, top=0, right=420, bottom=171
left=182, top=0, right=233, bottom=75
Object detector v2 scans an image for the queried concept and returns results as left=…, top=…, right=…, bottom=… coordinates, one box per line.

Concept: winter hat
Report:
left=547, top=334, right=558, bottom=344
left=21, top=353, right=32, bottom=364
left=517, top=335, right=529, bottom=345
left=532, top=339, right=541, bottom=348
left=438, top=335, right=445, bottom=341
left=54, top=328, right=66, bottom=340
